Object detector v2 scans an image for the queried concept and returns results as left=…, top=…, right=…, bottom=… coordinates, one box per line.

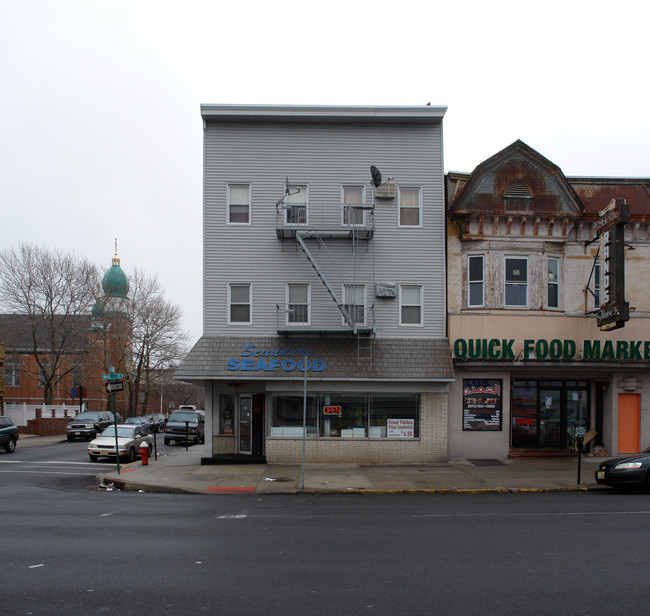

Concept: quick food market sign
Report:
left=227, top=345, right=327, bottom=372
left=454, top=338, right=650, bottom=362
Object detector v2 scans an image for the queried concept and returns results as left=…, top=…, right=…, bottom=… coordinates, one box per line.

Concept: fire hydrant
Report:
left=139, top=443, right=149, bottom=465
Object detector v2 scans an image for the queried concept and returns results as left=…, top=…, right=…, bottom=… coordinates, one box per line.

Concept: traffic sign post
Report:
left=102, top=373, right=124, bottom=475
left=105, top=380, right=124, bottom=393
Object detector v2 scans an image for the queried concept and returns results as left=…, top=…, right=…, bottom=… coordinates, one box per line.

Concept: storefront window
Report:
left=219, top=394, right=235, bottom=435
left=511, top=380, right=589, bottom=449
left=319, top=394, right=367, bottom=438
left=370, top=394, right=419, bottom=438
left=270, top=393, right=419, bottom=439
left=270, top=395, right=318, bottom=437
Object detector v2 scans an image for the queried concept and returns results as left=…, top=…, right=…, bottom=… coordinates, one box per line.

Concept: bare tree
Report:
left=0, top=244, right=100, bottom=404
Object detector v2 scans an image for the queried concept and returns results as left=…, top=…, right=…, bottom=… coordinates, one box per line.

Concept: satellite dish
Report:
left=370, top=166, right=382, bottom=188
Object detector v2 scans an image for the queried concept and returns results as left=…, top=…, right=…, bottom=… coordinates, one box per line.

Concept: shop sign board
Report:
left=227, top=344, right=327, bottom=372
left=323, top=405, right=341, bottom=416
left=453, top=338, right=650, bottom=362
left=387, top=418, right=414, bottom=438
left=462, top=379, right=502, bottom=431
left=595, top=198, right=629, bottom=331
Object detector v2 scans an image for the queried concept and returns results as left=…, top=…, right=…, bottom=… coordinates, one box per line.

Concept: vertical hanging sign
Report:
left=595, top=198, right=629, bottom=331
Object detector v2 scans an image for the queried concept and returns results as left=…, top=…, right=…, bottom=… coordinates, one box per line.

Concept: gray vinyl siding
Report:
left=203, top=119, right=446, bottom=339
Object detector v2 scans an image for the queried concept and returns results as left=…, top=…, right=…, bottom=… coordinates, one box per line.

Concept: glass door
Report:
left=238, top=396, right=252, bottom=454
left=538, top=389, right=562, bottom=448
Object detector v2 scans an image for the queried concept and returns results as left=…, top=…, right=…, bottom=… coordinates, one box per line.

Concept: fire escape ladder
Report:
left=295, top=232, right=355, bottom=330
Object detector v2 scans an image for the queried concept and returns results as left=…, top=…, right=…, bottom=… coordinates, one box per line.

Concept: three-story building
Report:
left=177, top=104, right=454, bottom=464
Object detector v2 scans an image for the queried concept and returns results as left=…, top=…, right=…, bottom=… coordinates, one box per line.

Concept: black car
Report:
left=66, top=411, right=114, bottom=441
left=595, top=447, right=650, bottom=492
left=164, top=410, right=205, bottom=445
left=0, top=416, right=19, bottom=453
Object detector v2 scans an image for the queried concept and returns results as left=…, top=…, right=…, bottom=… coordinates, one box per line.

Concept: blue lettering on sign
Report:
left=227, top=347, right=327, bottom=373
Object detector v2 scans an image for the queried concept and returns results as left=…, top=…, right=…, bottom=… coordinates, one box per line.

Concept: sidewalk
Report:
left=97, top=444, right=606, bottom=495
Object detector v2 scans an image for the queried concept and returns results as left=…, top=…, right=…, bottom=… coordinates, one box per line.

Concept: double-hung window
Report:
left=398, top=187, right=421, bottom=227
left=342, top=284, right=366, bottom=326
left=590, top=258, right=601, bottom=309
left=400, top=285, right=423, bottom=325
left=547, top=257, right=559, bottom=309
left=4, top=362, right=20, bottom=387
left=287, top=283, right=310, bottom=325
left=285, top=185, right=307, bottom=225
left=505, top=257, right=528, bottom=307
left=342, top=186, right=365, bottom=226
left=228, top=184, right=251, bottom=224
left=468, top=255, right=485, bottom=307
left=228, top=283, right=252, bottom=324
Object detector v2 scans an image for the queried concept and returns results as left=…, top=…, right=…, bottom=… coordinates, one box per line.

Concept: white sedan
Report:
left=87, top=424, right=153, bottom=462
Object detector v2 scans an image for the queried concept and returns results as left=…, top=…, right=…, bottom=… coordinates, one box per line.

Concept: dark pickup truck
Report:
left=0, top=416, right=19, bottom=453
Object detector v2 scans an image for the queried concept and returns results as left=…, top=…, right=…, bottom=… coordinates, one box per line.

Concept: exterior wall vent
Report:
left=504, top=181, right=533, bottom=199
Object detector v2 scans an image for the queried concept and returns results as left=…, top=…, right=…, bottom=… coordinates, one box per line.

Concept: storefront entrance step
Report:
left=508, top=448, right=575, bottom=459
left=201, top=454, right=267, bottom=465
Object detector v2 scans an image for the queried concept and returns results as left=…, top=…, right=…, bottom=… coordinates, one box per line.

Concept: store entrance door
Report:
left=618, top=393, right=640, bottom=453
left=237, top=394, right=265, bottom=457
left=238, top=396, right=252, bottom=454
left=511, top=381, right=589, bottom=450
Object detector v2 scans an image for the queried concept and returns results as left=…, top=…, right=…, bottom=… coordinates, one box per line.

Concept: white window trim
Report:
left=467, top=254, right=485, bottom=308
left=286, top=283, right=311, bottom=326
left=399, top=284, right=424, bottom=327
left=227, top=183, right=252, bottom=226
left=341, top=284, right=367, bottom=327
left=341, top=185, right=366, bottom=227
left=227, top=283, right=252, bottom=325
left=504, top=256, right=529, bottom=308
left=547, top=256, right=560, bottom=310
left=398, top=186, right=422, bottom=228
left=284, top=184, right=309, bottom=226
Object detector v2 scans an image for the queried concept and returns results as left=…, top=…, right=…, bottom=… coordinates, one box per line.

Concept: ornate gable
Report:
left=449, top=140, right=584, bottom=240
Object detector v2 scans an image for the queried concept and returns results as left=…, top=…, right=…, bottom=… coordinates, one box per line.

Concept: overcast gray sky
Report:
left=1, top=0, right=648, bottom=344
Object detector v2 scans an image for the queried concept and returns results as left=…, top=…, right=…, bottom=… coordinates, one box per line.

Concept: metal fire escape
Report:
left=275, top=172, right=380, bottom=368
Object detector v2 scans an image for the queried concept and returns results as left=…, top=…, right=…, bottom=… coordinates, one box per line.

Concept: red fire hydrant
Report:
left=139, top=444, right=149, bottom=465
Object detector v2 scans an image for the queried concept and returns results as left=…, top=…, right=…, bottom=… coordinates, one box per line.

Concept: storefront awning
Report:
left=175, top=336, right=454, bottom=382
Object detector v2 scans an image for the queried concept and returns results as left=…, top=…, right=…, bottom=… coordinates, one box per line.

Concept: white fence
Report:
left=2, top=403, right=85, bottom=427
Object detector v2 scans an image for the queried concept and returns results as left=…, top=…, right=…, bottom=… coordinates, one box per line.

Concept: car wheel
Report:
left=128, top=448, right=136, bottom=462
left=89, top=454, right=98, bottom=462
left=67, top=435, right=74, bottom=442
left=5, top=438, right=16, bottom=453
left=200, top=434, right=205, bottom=444
left=614, top=485, right=630, bottom=493
left=164, top=438, right=171, bottom=446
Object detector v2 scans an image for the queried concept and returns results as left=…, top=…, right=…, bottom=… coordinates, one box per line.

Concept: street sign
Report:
left=105, top=380, right=124, bottom=393
left=102, top=373, right=124, bottom=380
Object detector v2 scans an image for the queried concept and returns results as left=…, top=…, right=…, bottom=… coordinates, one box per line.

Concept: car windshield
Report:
left=101, top=426, right=135, bottom=438
left=170, top=412, right=200, bottom=423
left=124, top=417, right=143, bottom=424
left=73, top=412, right=100, bottom=420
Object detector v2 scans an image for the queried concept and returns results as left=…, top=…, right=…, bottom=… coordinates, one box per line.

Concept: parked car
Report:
left=595, top=448, right=650, bottom=492
left=0, top=416, right=19, bottom=453
left=87, top=424, right=153, bottom=462
left=66, top=411, right=114, bottom=441
left=123, top=416, right=153, bottom=432
left=164, top=409, right=205, bottom=445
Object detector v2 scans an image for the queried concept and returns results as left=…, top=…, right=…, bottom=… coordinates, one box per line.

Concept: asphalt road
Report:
left=2, top=442, right=650, bottom=616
